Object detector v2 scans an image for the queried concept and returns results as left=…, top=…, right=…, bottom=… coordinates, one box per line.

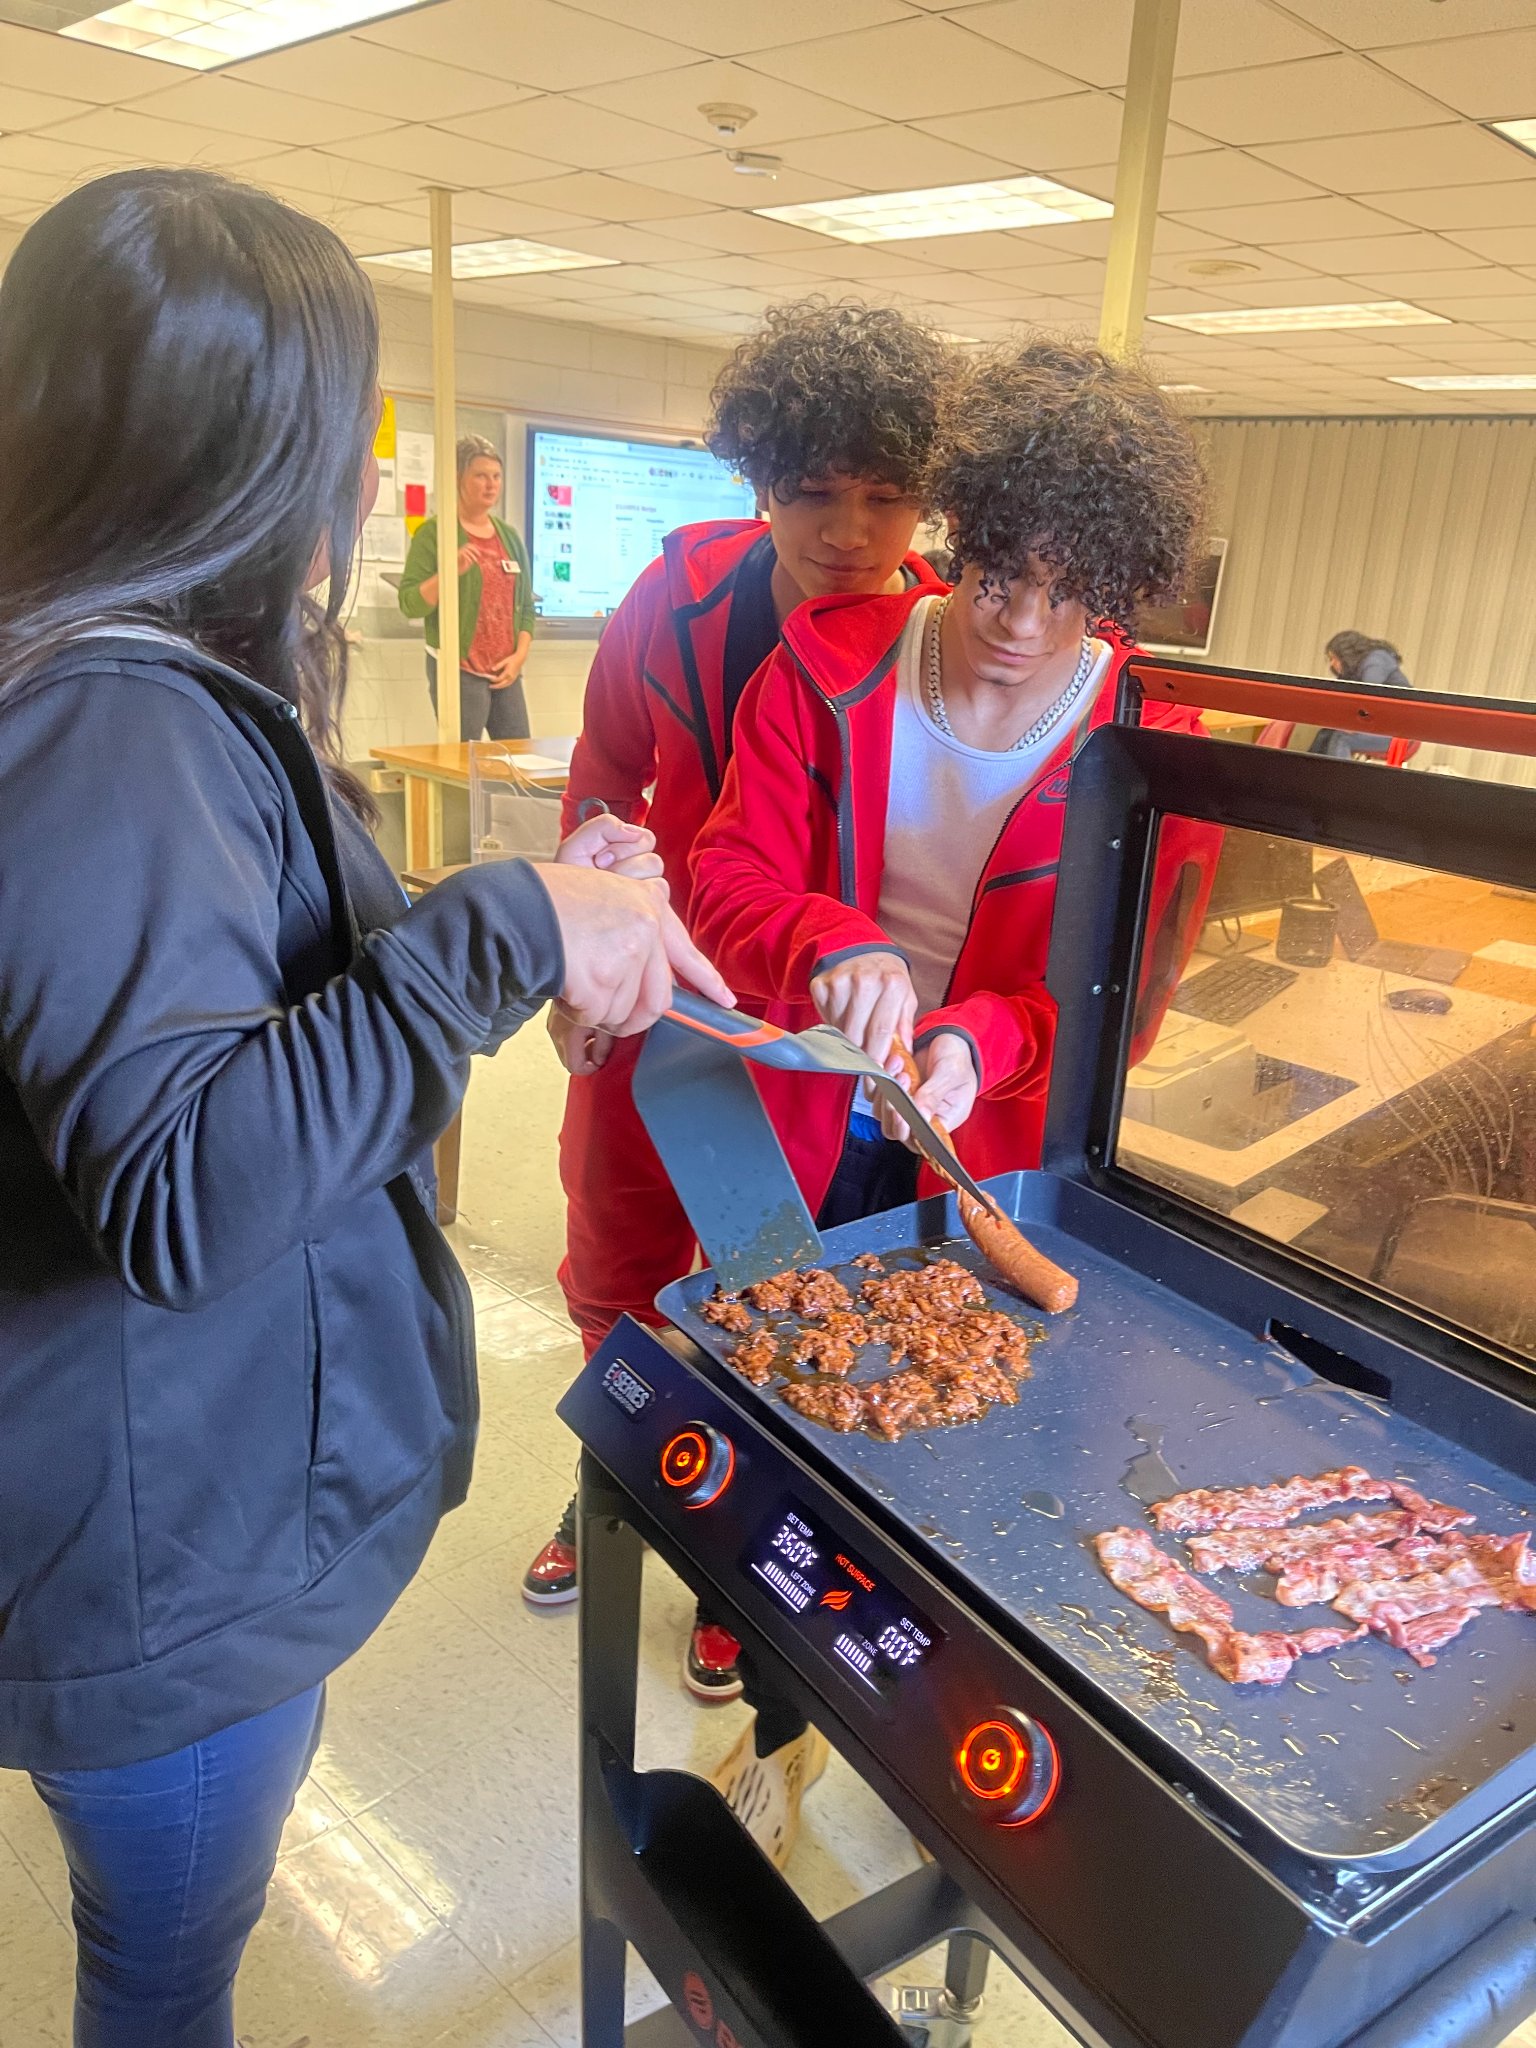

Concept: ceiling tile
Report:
left=236, top=149, right=428, bottom=207
left=1444, top=224, right=1536, bottom=264
left=1170, top=53, right=1446, bottom=147
left=439, top=190, right=601, bottom=237
left=0, top=164, right=67, bottom=205
left=1251, top=123, right=1532, bottom=195
left=981, top=258, right=1105, bottom=296
left=1354, top=265, right=1536, bottom=301
left=1402, top=292, right=1536, bottom=322
left=494, top=170, right=740, bottom=222
left=230, top=39, right=527, bottom=123
left=360, top=0, right=694, bottom=91
left=556, top=0, right=912, bottom=58
left=746, top=18, right=1081, bottom=122
left=1276, top=231, right=1486, bottom=274
left=0, top=82, right=88, bottom=131
left=776, top=124, right=1017, bottom=191
left=574, top=59, right=873, bottom=150
left=961, top=0, right=1330, bottom=88
left=915, top=93, right=1209, bottom=171
left=1367, top=181, right=1536, bottom=232
left=123, top=77, right=395, bottom=147
left=1282, top=3, right=1536, bottom=51
left=779, top=241, right=950, bottom=280
left=644, top=209, right=832, bottom=254
left=37, top=110, right=275, bottom=169
left=1171, top=194, right=1409, bottom=244
left=0, top=131, right=124, bottom=177
left=1150, top=244, right=1323, bottom=286
left=657, top=252, right=828, bottom=289
left=1370, top=28, right=1536, bottom=118
left=620, top=154, right=858, bottom=211
left=326, top=126, right=567, bottom=189
left=439, top=97, right=706, bottom=172
left=1132, top=149, right=1324, bottom=212
left=0, top=20, right=166, bottom=104
left=885, top=226, right=1068, bottom=268
left=546, top=222, right=719, bottom=264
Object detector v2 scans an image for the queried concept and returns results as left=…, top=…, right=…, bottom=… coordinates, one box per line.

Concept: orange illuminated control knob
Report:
left=659, top=1424, right=735, bottom=1509
left=956, top=1709, right=1060, bottom=1827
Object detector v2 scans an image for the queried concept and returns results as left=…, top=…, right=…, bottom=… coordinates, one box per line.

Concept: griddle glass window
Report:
left=1115, top=820, right=1536, bottom=1360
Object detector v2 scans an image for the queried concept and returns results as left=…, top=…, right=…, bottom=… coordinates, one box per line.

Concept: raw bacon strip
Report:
left=1386, top=1482, right=1475, bottom=1532
left=1208, top=1624, right=1367, bottom=1686
left=1272, top=1526, right=1477, bottom=1608
left=1092, top=1528, right=1363, bottom=1686
left=1331, top=1533, right=1536, bottom=1666
left=1185, top=1509, right=1421, bottom=1577
left=1150, top=1466, right=1395, bottom=1536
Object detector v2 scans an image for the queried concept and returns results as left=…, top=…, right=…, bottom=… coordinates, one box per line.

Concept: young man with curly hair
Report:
left=688, top=338, right=1214, bottom=1850
left=521, top=304, right=950, bottom=1676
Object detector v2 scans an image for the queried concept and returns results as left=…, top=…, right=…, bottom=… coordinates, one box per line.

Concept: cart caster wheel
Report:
left=885, top=1984, right=981, bottom=2048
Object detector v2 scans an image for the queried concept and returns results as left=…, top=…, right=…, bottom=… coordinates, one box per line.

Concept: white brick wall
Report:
left=343, top=287, right=727, bottom=762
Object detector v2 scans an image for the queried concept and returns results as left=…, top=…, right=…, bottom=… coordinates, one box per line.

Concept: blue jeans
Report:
left=31, top=1686, right=325, bottom=2048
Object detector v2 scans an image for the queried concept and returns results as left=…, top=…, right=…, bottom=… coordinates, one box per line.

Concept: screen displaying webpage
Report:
left=528, top=429, right=757, bottom=620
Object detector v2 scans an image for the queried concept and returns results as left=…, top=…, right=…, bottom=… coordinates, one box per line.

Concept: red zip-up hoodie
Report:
left=560, top=518, right=945, bottom=888
left=690, top=586, right=1214, bottom=1216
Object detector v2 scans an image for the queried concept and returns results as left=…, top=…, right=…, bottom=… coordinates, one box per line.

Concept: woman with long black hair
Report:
left=0, top=167, right=728, bottom=2045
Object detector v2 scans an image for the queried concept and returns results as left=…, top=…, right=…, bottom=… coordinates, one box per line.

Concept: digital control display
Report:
left=744, top=1497, right=942, bottom=1704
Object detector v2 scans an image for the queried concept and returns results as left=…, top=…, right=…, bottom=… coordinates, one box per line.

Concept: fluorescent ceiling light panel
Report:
left=756, top=174, right=1112, bottom=245
left=61, top=0, right=439, bottom=70
left=1152, top=301, right=1447, bottom=337
left=1490, top=118, right=1536, bottom=159
left=362, top=240, right=619, bottom=279
left=1388, top=373, right=1536, bottom=391
left=1159, top=383, right=1209, bottom=393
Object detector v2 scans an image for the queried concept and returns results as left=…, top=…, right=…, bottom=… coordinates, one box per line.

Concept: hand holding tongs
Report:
left=661, top=989, right=1078, bottom=1314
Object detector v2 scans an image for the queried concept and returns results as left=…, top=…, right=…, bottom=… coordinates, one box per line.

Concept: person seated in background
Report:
left=1312, top=630, right=1415, bottom=759
left=398, top=433, right=535, bottom=741
left=687, top=336, right=1214, bottom=1859
left=522, top=299, right=951, bottom=1713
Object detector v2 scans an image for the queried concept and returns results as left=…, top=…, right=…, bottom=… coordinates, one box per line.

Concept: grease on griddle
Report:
left=1122, top=1417, right=1181, bottom=1506
left=1023, top=1490, right=1064, bottom=1519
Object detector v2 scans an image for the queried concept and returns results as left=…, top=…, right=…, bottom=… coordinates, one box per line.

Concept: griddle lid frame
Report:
left=1042, top=718, right=1536, bottom=1412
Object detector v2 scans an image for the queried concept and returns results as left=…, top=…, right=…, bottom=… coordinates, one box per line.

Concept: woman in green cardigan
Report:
left=399, top=434, right=535, bottom=739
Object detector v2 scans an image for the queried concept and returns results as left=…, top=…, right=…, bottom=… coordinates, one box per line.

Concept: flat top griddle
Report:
left=657, top=1180, right=1536, bottom=1870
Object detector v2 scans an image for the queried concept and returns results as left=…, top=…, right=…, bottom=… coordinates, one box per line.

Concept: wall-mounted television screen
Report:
left=1135, top=539, right=1229, bottom=657
left=527, top=427, right=757, bottom=622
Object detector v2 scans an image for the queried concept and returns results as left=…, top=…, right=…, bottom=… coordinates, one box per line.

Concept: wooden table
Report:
left=373, top=741, right=569, bottom=869
left=1200, top=708, right=1269, bottom=742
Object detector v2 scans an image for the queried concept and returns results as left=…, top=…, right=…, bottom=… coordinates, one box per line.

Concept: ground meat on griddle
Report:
left=730, top=1330, right=781, bottom=1386
left=743, top=1267, right=851, bottom=1318
left=785, top=1327, right=858, bottom=1377
left=852, top=1252, right=885, bottom=1271
left=700, top=1291, right=752, bottom=1335
left=819, top=1309, right=868, bottom=1345
left=1149, top=1465, right=1398, bottom=1535
left=783, top=1379, right=869, bottom=1432
left=861, top=1258, right=984, bottom=1321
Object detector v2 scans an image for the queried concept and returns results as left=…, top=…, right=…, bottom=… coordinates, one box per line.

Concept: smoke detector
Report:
left=1181, top=257, right=1262, bottom=280
left=727, top=150, right=782, bottom=178
left=699, top=101, right=757, bottom=137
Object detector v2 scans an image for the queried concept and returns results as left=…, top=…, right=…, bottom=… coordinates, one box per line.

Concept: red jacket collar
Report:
left=661, top=519, right=768, bottom=612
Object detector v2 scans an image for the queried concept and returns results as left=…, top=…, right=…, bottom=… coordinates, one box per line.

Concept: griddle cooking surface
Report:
left=658, top=1184, right=1536, bottom=1866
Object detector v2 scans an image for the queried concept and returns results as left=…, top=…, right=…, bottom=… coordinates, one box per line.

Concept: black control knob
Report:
left=956, top=1709, right=1060, bottom=1826
left=659, top=1424, right=735, bottom=1509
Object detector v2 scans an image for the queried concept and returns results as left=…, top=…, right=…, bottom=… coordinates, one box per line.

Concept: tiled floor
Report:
left=0, top=1022, right=1532, bottom=2047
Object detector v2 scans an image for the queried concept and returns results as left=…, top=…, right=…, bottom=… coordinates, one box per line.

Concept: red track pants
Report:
left=556, top=1031, right=698, bottom=1361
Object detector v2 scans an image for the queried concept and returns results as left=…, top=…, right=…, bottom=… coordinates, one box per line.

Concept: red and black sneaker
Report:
left=684, top=1619, right=744, bottom=1703
left=521, top=1500, right=579, bottom=1609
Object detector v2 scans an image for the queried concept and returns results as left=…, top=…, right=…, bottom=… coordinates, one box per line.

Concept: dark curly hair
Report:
left=928, top=336, right=1207, bottom=630
left=706, top=298, right=950, bottom=500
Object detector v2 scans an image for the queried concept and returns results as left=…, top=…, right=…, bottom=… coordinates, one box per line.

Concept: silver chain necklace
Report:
left=924, top=594, right=1094, bottom=753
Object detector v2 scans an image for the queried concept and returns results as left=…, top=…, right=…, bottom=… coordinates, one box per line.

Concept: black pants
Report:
left=425, top=653, right=530, bottom=742
left=707, top=1124, right=920, bottom=1757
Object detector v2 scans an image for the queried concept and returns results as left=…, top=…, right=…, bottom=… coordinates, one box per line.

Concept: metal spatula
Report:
left=631, top=988, right=997, bottom=1293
